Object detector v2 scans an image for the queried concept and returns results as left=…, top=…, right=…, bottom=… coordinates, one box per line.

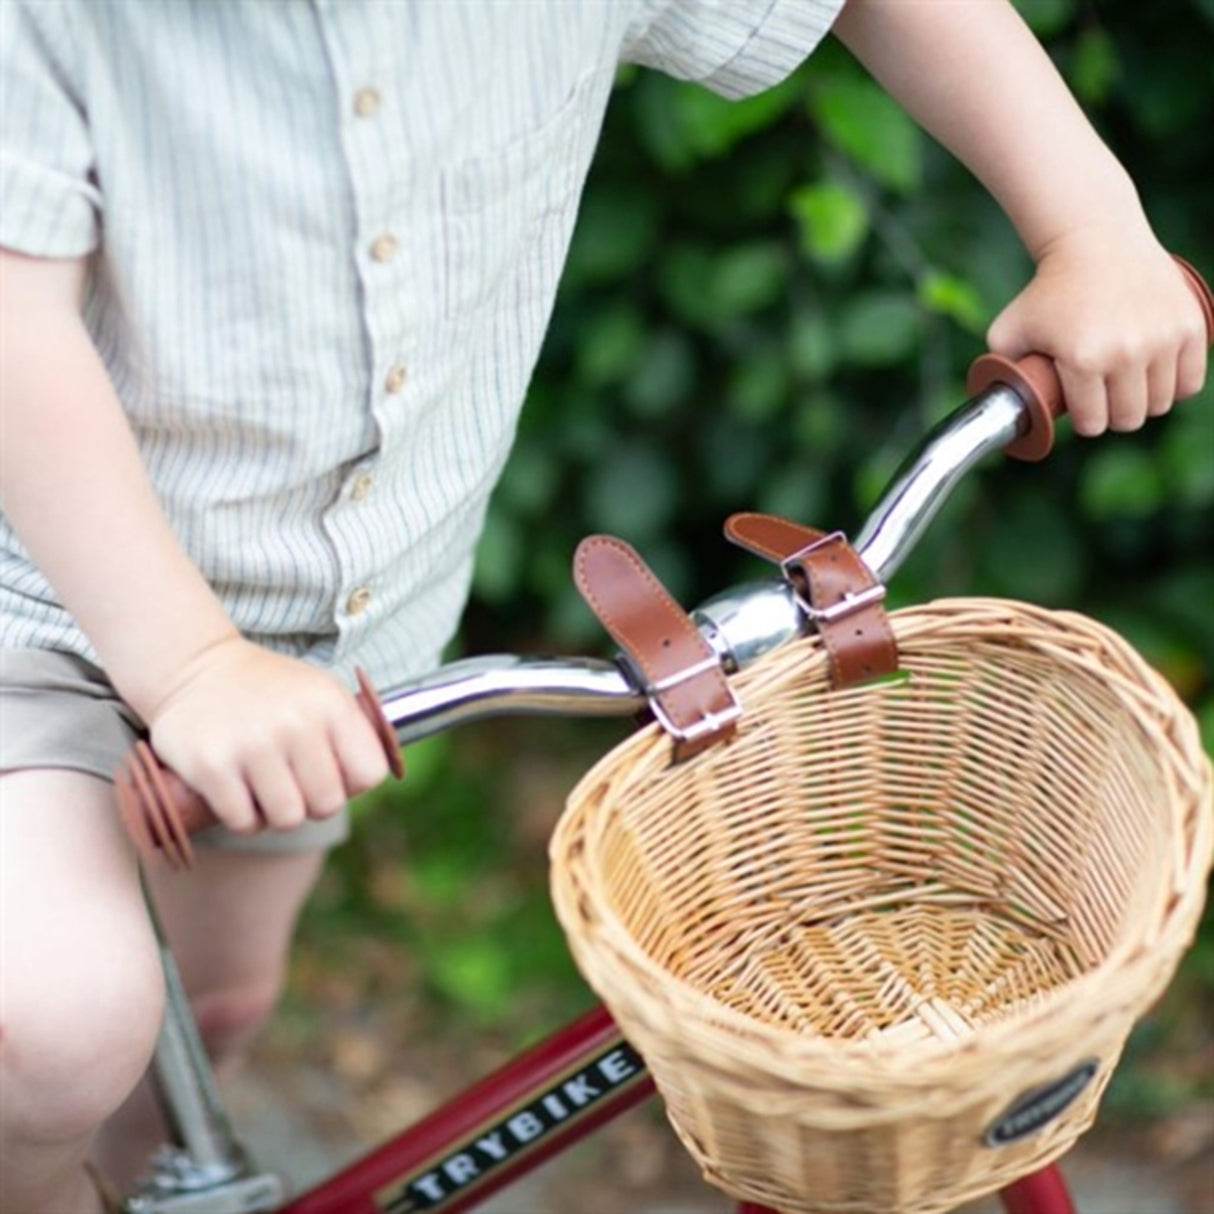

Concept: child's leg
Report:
left=0, top=769, right=166, bottom=1214
left=94, top=846, right=325, bottom=1190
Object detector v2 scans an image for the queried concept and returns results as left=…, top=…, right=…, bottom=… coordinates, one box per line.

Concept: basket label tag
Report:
left=983, top=1059, right=1100, bottom=1147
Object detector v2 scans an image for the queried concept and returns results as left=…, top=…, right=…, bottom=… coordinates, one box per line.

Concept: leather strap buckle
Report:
left=648, top=693, right=743, bottom=748
left=779, top=531, right=888, bottom=622
left=574, top=534, right=741, bottom=761
left=626, top=654, right=743, bottom=745
left=725, top=512, right=900, bottom=690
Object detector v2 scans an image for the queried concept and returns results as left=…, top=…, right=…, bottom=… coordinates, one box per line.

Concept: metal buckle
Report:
left=803, top=583, right=887, bottom=624
left=623, top=653, right=743, bottom=746
left=645, top=654, right=722, bottom=693
left=778, top=530, right=887, bottom=624
left=778, top=529, right=849, bottom=577
left=649, top=694, right=743, bottom=746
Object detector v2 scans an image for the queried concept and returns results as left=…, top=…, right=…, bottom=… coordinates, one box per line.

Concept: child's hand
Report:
left=145, top=637, right=391, bottom=835
left=987, top=226, right=1208, bottom=437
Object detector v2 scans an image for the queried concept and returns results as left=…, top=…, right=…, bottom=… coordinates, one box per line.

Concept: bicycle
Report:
left=112, top=259, right=1214, bottom=1214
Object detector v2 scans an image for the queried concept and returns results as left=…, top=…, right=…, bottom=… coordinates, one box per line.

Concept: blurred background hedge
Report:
left=301, top=0, right=1213, bottom=1128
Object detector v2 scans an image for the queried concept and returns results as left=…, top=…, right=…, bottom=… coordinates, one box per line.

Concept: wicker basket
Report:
left=550, top=598, right=1212, bottom=1214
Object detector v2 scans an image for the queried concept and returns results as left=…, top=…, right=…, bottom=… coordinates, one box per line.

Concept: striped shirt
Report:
left=0, top=0, right=844, bottom=691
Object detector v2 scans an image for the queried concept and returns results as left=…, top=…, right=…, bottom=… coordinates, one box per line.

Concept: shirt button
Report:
left=350, top=473, right=374, bottom=502
left=353, top=87, right=381, bottom=118
left=370, top=234, right=398, bottom=263
left=384, top=364, right=408, bottom=394
left=346, top=586, right=372, bottom=616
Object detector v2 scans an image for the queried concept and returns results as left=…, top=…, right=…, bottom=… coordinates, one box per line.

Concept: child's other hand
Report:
left=987, top=226, right=1208, bottom=437
left=145, top=638, right=391, bottom=835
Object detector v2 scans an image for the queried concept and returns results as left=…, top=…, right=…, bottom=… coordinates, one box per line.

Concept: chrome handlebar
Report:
left=377, top=384, right=1029, bottom=744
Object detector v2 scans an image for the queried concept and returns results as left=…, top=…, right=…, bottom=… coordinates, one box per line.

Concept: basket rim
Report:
left=550, top=597, right=1214, bottom=1084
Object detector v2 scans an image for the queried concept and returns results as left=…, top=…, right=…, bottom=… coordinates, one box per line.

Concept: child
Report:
left=0, top=2, right=1205, bottom=1211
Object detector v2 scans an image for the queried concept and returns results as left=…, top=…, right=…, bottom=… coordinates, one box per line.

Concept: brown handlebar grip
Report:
left=355, top=667, right=405, bottom=780
left=1174, top=256, right=1214, bottom=342
left=966, top=254, right=1214, bottom=463
left=966, top=351, right=1063, bottom=462
left=114, top=668, right=403, bottom=869
left=115, top=741, right=207, bottom=870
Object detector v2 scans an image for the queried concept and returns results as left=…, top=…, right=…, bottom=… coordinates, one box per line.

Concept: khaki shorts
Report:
left=0, top=648, right=349, bottom=852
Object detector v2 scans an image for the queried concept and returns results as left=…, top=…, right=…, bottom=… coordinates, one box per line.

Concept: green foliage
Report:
left=806, top=66, right=923, bottom=194
left=469, top=0, right=1213, bottom=679
left=328, top=0, right=1214, bottom=1086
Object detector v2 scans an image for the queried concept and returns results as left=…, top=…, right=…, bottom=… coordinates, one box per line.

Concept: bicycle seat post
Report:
left=126, top=880, right=284, bottom=1214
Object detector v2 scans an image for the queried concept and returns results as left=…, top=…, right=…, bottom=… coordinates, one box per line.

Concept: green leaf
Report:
left=575, top=304, right=647, bottom=387
left=632, top=72, right=804, bottom=171
left=710, top=242, right=789, bottom=318
left=633, top=540, right=694, bottom=605
left=659, top=243, right=719, bottom=329
left=728, top=351, right=791, bottom=422
left=660, top=241, right=785, bottom=329
left=838, top=290, right=922, bottom=366
left=1150, top=567, right=1214, bottom=653
left=545, top=582, right=612, bottom=649
left=755, top=462, right=828, bottom=526
left=410, top=853, right=478, bottom=911
left=807, top=75, right=923, bottom=193
left=631, top=75, right=694, bottom=172
left=583, top=443, right=679, bottom=540
left=496, top=443, right=559, bottom=516
left=565, top=187, right=660, bottom=285
left=1079, top=445, right=1165, bottom=519
left=1160, top=404, right=1214, bottom=507
left=624, top=330, right=697, bottom=420
left=917, top=269, right=988, bottom=335
left=787, top=310, right=838, bottom=383
left=1200, top=697, right=1214, bottom=756
left=1094, top=606, right=1205, bottom=699
left=699, top=417, right=774, bottom=503
left=1015, top=0, right=1077, bottom=37
left=792, top=389, right=846, bottom=455
left=1070, top=26, right=1120, bottom=104
left=427, top=937, right=515, bottom=1019
left=788, top=180, right=869, bottom=265
left=732, top=144, right=802, bottom=221
left=472, top=511, right=522, bottom=604
left=977, top=493, right=1087, bottom=604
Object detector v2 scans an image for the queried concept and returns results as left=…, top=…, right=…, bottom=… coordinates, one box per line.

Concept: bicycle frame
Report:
left=275, top=1005, right=1074, bottom=1214
left=142, top=981, right=1076, bottom=1214
left=130, top=378, right=1080, bottom=1214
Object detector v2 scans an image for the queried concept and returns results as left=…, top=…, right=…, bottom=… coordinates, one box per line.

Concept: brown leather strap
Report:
left=574, top=535, right=740, bottom=761
left=724, top=512, right=899, bottom=689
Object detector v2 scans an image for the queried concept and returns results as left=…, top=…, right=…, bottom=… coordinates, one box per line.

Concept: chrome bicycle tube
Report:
left=376, top=384, right=1030, bottom=744
left=852, top=384, right=1026, bottom=582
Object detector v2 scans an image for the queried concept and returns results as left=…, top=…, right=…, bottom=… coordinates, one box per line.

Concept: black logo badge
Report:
left=984, top=1060, right=1100, bottom=1147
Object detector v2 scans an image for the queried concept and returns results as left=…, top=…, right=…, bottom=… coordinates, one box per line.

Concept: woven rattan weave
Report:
left=551, top=598, right=1212, bottom=1214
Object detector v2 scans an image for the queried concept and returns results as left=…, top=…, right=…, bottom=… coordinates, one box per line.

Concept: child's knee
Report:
left=0, top=937, right=166, bottom=1144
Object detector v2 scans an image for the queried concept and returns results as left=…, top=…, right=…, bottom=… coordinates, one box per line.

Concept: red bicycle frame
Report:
left=278, top=1004, right=1075, bottom=1214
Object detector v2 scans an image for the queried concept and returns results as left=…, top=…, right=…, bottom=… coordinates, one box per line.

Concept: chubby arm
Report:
left=832, top=0, right=1208, bottom=434
left=0, top=249, right=388, bottom=830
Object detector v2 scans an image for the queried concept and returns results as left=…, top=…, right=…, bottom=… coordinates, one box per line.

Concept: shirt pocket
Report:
left=437, top=69, right=603, bottom=322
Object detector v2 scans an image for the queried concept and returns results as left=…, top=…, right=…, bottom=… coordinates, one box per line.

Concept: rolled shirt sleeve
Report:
left=622, top=0, right=848, bottom=99
left=0, top=1, right=102, bottom=258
